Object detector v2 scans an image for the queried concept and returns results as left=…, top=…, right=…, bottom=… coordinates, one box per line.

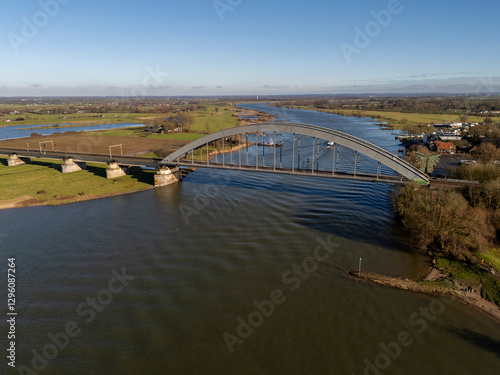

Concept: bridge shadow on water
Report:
left=447, top=327, right=500, bottom=359
left=183, top=169, right=416, bottom=254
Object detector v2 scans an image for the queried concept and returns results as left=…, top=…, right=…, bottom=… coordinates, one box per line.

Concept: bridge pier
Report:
left=154, top=166, right=179, bottom=187
left=106, top=161, right=130, bottom=179
left=8, top=153, right=30, bottom=167
left=61, top=157, right=87, bottom=173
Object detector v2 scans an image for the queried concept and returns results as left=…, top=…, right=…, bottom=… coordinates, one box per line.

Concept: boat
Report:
left=257, top=138, right=284, bottom=147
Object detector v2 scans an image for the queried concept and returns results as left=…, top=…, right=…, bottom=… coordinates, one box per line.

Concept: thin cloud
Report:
left=261, top=84, right=290, bottom=89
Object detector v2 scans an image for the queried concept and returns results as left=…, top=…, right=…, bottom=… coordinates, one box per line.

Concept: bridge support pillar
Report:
left=61, top=157, right=86, bottom=173
left=106, top=161, right=129, bottom=179
left=154, top=166, right=179, bottom=187
left=8, top=153, right=29, bottom=167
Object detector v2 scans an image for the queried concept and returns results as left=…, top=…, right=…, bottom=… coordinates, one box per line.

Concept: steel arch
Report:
left=162, top=122, right=428, bottom=182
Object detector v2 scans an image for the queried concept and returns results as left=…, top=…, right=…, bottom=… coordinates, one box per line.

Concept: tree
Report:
left=477, top=142, right=500, bottom=164
left=394, top=185, right=493, bottom=258
left=459, top=114, right=469, bottom=124
left=178, top=112, right=195, bottom=132
left=399, top=118, right=409, bottom=128
left=484, top=117, right=494, bottom=125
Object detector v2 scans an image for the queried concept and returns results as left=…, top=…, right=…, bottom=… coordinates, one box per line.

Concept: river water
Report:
left=1, top=104, right=499, bottom=374
left=0, top=123, right=143, bottom=140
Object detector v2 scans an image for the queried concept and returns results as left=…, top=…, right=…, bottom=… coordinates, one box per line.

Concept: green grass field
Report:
left=189, top=104, right=239, bottom=132
left=0, top=112, right=152, bottom=127
left=0, top=156, right=155, bottom=206
left=478, top=248, right=500, bottom=273
left=0, top=103, right=240, bottom=129
left=92, top=104, right=238, bottom=140
left=336, top=109, right=486, bottom=125
left=435, top=256, right=500, bottom=306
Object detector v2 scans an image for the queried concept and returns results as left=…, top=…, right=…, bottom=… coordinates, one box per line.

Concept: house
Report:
left=424, top=133, right=440, bottom=147
left=436, top=141, right=456, bottom=154
left=470, top=145, right=479, bottom=155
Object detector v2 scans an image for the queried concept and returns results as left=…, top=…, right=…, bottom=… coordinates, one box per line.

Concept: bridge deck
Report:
left=0, top=147, right=480, bottom=187
left=0, top=148, right=162, bottom=168
left=173, top=161, right=406, bottom=184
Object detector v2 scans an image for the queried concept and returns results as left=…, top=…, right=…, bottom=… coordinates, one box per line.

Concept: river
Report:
left=0, top=122, right=143, bottom=140
left=1, top=103, right=499, bottom=374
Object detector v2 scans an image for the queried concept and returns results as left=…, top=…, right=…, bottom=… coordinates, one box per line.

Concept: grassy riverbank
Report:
left=390, top=180, right=500, bottom=313
left=276, top=104, right=485, bottom=130
left=0, top=156, right=155, bottom=209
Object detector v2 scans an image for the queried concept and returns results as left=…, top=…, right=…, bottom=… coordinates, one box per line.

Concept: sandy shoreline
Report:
left=0, top=187, right=155, bottom=210
left=346, top=268, right=500, bottom=325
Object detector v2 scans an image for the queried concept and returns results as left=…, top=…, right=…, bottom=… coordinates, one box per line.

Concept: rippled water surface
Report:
left=1, top=104, right=499, bottom=374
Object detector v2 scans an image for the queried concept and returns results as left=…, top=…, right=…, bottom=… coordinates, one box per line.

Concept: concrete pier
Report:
left=7, top=153, right=28, bottom=167
left=154, top=166, right=179, bottom=187
left=61, top=157, right=87, bottom=173
left=106, top=161, right=129, bottom=179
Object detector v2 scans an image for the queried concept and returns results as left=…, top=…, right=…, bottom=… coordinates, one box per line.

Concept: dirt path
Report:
left=347, top=270, right=500, bottom=324
left=0, top=196, right=38, bottom=209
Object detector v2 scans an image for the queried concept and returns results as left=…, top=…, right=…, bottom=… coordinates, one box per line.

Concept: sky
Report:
left=1, top=0, right=500, bottom=96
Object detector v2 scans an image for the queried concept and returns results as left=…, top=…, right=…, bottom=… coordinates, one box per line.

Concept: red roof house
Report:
left=436, top=142, right=456, bottom=154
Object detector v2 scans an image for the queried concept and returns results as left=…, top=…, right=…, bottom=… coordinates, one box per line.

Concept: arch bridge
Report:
left=161, top=122, right=429, bottom=184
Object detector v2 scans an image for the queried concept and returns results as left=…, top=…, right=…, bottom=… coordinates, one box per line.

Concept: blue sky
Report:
left=1, top=0, right=499, bottom=96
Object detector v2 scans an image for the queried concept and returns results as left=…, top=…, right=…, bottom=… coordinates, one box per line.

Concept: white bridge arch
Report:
left=162, top=122, right=428, bottom=183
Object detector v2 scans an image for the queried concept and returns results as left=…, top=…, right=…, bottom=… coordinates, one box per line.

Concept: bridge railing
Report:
left=162, top=122, right=429, bottom=183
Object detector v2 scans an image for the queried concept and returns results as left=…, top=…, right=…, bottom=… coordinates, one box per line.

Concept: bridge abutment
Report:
left=106, top=161, right=130, bottom=179
left=154, top=166, right=179, bottom=187
left=61, top=157, right=87, bottom=173
left=8, top=153, right=29, bottom=167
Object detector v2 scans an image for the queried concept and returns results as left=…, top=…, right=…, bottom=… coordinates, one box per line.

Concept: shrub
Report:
left=481, top=277, right=500, bottom=307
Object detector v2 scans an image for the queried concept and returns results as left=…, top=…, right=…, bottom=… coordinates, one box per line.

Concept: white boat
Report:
left=326, top=141, right=335, bottom=148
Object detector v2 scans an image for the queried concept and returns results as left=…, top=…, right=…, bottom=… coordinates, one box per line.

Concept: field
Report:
left=335, top=109, right=486, bottom=125
left=0, top=156, right=155, bottom=208
left=95, top=128, right=207, bottom=142
left=188, top=104, right=239, bottom=132
left=0, top=132, right=189, bottom=155
left=286, top=105, right=487, bottom=128
left=0, top=112, right=149, bottom=127
left=0, top=103, right=241, bottom=129
left=91, top=104, right=244, bottom=142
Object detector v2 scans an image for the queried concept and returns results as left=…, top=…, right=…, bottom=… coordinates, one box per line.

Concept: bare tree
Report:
left=178, top=112, right=195, bottom=132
